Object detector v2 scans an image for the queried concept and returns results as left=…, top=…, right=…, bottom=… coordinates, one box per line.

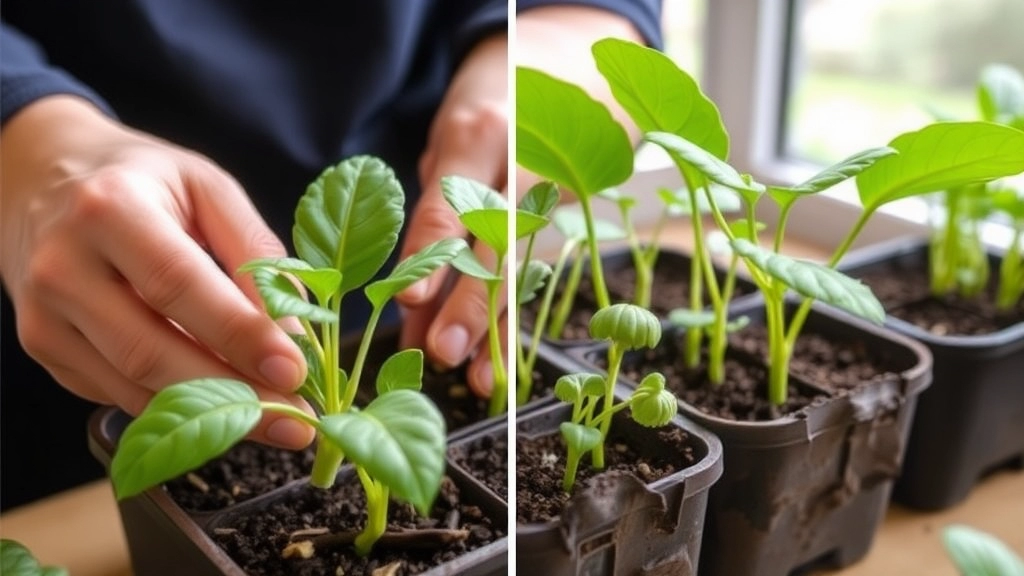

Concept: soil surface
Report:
left=857, top=265, right=1024, bottom=336
left=211, top=474, right=504, bottom=576
left=516, top=419, right=695, bottom=523
left=449, top=429, right=508, bottom=501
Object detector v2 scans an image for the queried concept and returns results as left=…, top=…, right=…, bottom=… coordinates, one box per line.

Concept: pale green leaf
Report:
left=517, top=260, right=552, bottom=305
left=364, top=238, right=467, bottom=308
left=111, top=380, right=262, bottom=500
left=1, top=540, right=69, bottom=576
left=376, top=349, right=424, bottom=394
left=731, top=238, right=885, bottom=324
left=943, top=524, right=1024, bottom=576
left=291, top=334, right=326, bottom=413
left=516, top=66, right=634, bottom=197
left=668, top=308, right=715, bottom=329
left=978, top=64, right=1024, bottom=124
left=319, top=390, right=446, bottom=514
left=559, top=422, right=603, bottom=453
left=441, top=175, right=506, bottom=214
left=294, top=156, right=404, bottom=294
left=770, top=147, right=898, bottom=207
left=590, top=303, right=662, bottom=349
left=659, top=184, right=742, bottom=215
left=552, top=207, right=625, bottom=242
left=239, top=257, right=342, bottom=307
left=630, top=373, right=677, bottom=427
left=450, top=246, right=501, bottom=282
left=518, top=181, right=560, bottom=216
left=248, top=268, right=336, bottom=324
left=645, top=132, right=765, bottom=194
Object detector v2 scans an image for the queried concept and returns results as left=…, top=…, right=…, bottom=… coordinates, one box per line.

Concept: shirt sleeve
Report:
left=1, top=21, right=115, bottom=124
left=451, top=0, right=508, bottom=64
left=516, top=0, right=663, bottom=49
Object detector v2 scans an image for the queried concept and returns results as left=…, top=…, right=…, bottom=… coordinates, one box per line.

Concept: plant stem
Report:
left=518, top=241, right=575, bottom=405
left=997, top=223, right=1024, bottom=310
left=486, top=276, right=507, bottom=416
left=354, top=467, right=389, bottom=556
left=562, top=443, right=584, bottom=493
left=580, top=197, right=611, bottom=309
left=547, top=243, right=585, bottom=339
left=765, top=290, right=791, bottom=406
left=684, top=185, right=706, bottom=368
left=341, top=305, right=385, bottom=411
left=592, top=343, right=623, bottom=469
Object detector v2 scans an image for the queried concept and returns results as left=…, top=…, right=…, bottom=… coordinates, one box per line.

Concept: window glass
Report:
left=662, top=0, right=706, bottom=80
left=785, top=0, right=1024, bottom=164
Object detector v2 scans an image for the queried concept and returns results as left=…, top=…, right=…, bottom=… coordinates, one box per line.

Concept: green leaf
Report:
left=856, top=122, right=1024, bottom=211
left=291, top=334, right=326, bottom=413
left=517, top=260, right=552, bottom=305
left=111, top=380, right=262, bottom=500
left=516, top=66, right=634, bottom=197
left=770, top=147, right=898, bottom=207
left=630, top=373, right=677, bottom=427
left=516, top=210, right=550, bottom=239
left=319, top=390, right=446, bottom=514
left=731, top=238, right=885, bottom=324
left=552, top=207, right=625, bottom=242
left=597, top=187, right=637, bottom=211
left=559, top=422, right=603, bottom=453
left=645, top=132, right=766, bottom=194
left=728, top=219, right=767, bottom=242
left=239, top=257, right=342, bottom=308
left=554, top=373, right=605, bottom=404
left=247, top=268, right=336, bottom=324
left=943, top=524, right=1024, bottom=576
left=978, top=64, right=1024, bottom=124
left=592, top=37, right=729, bottom=159
left=450, top=246, right=501, bottom=283
left=726, top=315, right=751, bottom=333
left=518, top=181, right=560, bottom=216
left=441, top=175, right=507, bottom=214
left=1, top=540, right=69, bottom=576
left=364, top=238, right=467, bottom=308
left=590, top=303, right=662, bottom=350
left=376, top=349, right=424, bottom=394
left=294, top=156, right=404, bottom=294
left=460, top=209, right=508, bottom=257
left=668, top=308, right=715, bottom=329
left=659, top=184, right=742, bottom=215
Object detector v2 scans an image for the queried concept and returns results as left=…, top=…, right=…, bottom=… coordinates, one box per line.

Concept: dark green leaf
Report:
left=294, top=156, right=404, bottom=294
left=248, top=268, right=336, bottom=324
left=645, top=132, right=765, bottom=194
left=517, top=260, right=552, bottom=305
left=319, top=390, right=446, bottom=514
left=518, top=181, right=560, bottom=216
left=376, top=349, right=424, bottom=394
left=731, top=239, right=885, bottom=324
left=516, top=66, right=634, bottom=197
left=364, top=238, right=467, bottom=308
left=440, top=175, right=506, bottom=215
left=943, top=524, right=1024, bottom=576
left=978, top=64, right=1024, bottom=124
left=856, top=122, right=1024, bottom=211
left=111, top=380, right=262, bottom=500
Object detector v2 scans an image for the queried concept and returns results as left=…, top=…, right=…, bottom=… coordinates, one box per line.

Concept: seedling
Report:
left=555, top=303, right=677, bottom=492
left=110, top=156, right=466, bottom=555
left=1, top=539, right=68, bottom=576
left=942, top=524, right=1024, bottom=576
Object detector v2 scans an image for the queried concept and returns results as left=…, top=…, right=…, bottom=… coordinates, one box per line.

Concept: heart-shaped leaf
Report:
left=856, top=122, right=1024, bottom=212
left=517, top=260, right=552, bottom=305
left=376, top=349, right=423, bottom=394
left=364, top=238, right=467, bottom=308
left=441, top=175, right=506, bottom=215
left=731, top=238, right=885, bottom=324
left=111, top=380, right=262, bottom=500
left=319, top=389, right=446, bottom=514
left=516, top=66, right=634, bottom=197
left=518, top=181, right=560, bottom=217
left=559, top=422, right=603, bottom=453
left=554, top=373, right=605, bottom=404
left=294, top=156, right=404, bottom=294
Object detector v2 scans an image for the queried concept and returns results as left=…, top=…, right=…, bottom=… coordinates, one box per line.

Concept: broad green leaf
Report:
left=319, top=390, right=446, bottom=514
left=770, top=147, right=898, bottom=207
left=554, top=373, right=605, bottom=404
left=978, top=64, right=1024, bottom=124
left=517, top=260, right=552, bottom=305
left=294, top=156, right=404, bottom=294
left=1, top=540, right=69, bottom=576
left=559, top=422, right=603, bottom=453
left=111, top=380, right=262, bottom=500
left=450, top=246, right=501, bottom=283
left=516, top=66, right=634, bottom=197
left=645, top=132, right=765, bottom=194
left=668, top=308, right=715, bottom=329
left=441, top=175, right=506, bottom=215
left=590, top=303, right=662, bottom=349
left=248, top=268, right=336, bottom=324
left=731, top=239, right=885, bottom=324
left=659, top=184, right=742, bottom=215
left=291, top=334, right=326, bottom=413
left=516, top=210, right=550, bottom=240
left=376, top=349, right=424, bottom=394
left=593, top=37, right=729, bottom=159
left=239, top=257, right=342, bottom=307
left=552, top=207, right=625, bottom=242
left=630, top=373, right=677, bottom=427
left=459, top=208, right=508, bottom=257
left=519, top=181, right=560, bottom=216
left=856, top=122, right=1024, bottom=211
left=364, top=238, right=467, bottom=308
left=943, top=524, right=1024, bottom=576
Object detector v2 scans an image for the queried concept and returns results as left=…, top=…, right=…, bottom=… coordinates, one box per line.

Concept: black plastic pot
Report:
left=515, top=382, right=724, bottom=576
left=839, top=237, right=1024, bottom=510
left=573, top=298, right=932, bottom=576
left=88, top=407, right=508, bottom=575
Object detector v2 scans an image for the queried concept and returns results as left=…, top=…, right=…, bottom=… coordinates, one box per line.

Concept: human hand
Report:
left=0, top=96, right=313, bottom=448
left=396, top=33, right=509, bottom=398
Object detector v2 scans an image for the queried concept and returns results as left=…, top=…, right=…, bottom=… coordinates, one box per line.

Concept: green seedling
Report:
left=991, top=184, right=1024, bottom=309
left=110, top=156, right=466, bottom=556
left=555, top=303, right=676, bottom=492
left=1, top=540, right=68, bottom=576
left=942, top=524, right=1024, bottom=576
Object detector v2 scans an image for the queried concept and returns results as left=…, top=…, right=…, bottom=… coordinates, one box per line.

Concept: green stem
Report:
left=684, top=185, right=707, bottom=369
left=621, top=203, right=652, bottom=309
left=548, top=243, right=585, bottom=339
left=765, top=291, right=791, bottom=406
left=773, top=202, right=794, bottom=254
left=353, top=467, right=389, bottom=556
left=562, top=443, right=584, bottom=493
left=486, top=276, right=507, bottom=416
left=518, top=240, right=575, bottom=405
left=580, top=197, right=611, bottom=309
left=997, top=223, right=1024, bottom=310
left=592, top=343, right=622, bottom=469
left=342, top=305, right=385, bottom=412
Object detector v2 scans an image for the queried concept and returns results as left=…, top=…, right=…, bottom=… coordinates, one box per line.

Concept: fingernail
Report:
left=431, top=324, right=469, bottom=368
left=265, top=418, right=313, bottom=449
left=260, top=355, right=302, bottom=391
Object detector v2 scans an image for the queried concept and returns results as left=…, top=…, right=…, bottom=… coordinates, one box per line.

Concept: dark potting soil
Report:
left=450, top=431, right=508, bottom=501
left=858, top=267, right=1024, bottom=336
left=620, top=325, right=902, bottom=421
left=212, top=474, right=504, bottom=576
left=515, top=423, right=695, bottom=523
left=166, top=442, right=317, bottom=512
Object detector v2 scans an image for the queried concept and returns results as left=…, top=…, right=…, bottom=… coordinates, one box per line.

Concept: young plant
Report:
left=991, top=184, right=1024, bottom=309
left=110, top=156, right=466, bottom=556
left=1, top=539, right=68, bottom=576
left=942, top=524, right=1024, bottom=576
left=555, top=303, right=677, bottom=492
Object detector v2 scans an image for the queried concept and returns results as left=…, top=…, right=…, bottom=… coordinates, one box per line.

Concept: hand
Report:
left=0, top=96, right=313, bottom=448
left=397, top=33, right=509, bottom=398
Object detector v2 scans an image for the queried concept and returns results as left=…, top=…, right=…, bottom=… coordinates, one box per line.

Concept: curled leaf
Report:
left=589, top=303, right=662, bottom=350
left=630, top=373, right=677, bottom=427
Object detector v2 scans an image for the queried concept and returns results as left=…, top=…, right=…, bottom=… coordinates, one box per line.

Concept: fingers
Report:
left=467, top=312, right=508, bottom=399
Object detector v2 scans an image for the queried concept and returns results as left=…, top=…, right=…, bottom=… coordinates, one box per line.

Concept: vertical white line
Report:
left=506, top=1, right=518, bottom=573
